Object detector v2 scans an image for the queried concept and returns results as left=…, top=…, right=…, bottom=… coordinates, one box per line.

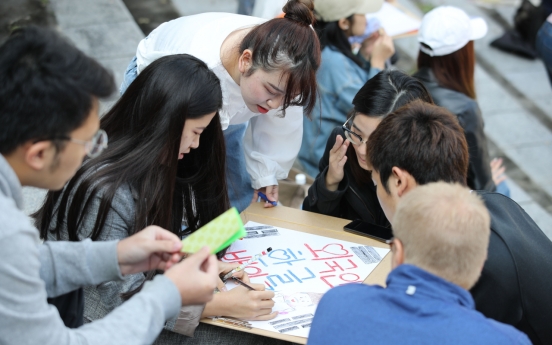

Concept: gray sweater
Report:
left=46, top=167, right=205, bottom=341
left=0, top=154, right=181, bottom=345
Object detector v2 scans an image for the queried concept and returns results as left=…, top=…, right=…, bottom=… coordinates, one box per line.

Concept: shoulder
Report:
left=320, top=47, right=359, bottom=70
left=320, top=283, right=382, bottom=309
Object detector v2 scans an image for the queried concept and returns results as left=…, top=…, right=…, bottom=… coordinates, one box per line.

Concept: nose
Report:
left=267, top=95, right=283, bottom=110
left=357, top=142, right=367, bottom=155
left=190, top=136, right=200, bottom=149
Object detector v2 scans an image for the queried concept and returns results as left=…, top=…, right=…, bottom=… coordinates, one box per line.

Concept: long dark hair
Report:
left=240, top=0, right=321, bottom=117
left=35, top=54, right=229, bottom=256
left=348, top=70, right=434, bottom=185
left=314, top=15, right=364, bottom=68
left=417, top=41, right=476, bottom=99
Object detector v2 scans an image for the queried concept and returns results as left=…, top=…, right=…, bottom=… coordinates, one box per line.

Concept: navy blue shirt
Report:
left=308, top=265, right=530, bottom=345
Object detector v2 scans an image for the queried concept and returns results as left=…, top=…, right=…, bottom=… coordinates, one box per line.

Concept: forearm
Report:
left=40, top=239, right=123, bottom=298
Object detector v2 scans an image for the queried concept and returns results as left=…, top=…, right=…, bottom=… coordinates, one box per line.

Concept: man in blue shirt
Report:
left=308, top=101, right=531, bottom=345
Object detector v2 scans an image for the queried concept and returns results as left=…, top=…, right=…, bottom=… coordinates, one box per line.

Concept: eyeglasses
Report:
left=342, top=117, right=368, bottom=146
left=63, top=129, right=108, bottom=158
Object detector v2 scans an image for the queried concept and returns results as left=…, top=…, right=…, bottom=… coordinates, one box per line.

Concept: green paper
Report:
left=181, top=207, right=246, bottom=254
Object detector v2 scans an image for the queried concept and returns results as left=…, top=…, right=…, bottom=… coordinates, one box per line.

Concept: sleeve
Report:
left=39, top=239, right=123, bottom=298
left=0, top=224, right=181, bottom=345
left=243, top=105, right=303, bottom=189
left=76, top=189, right=205, bottom=336
left=459, top=103, right=496, bottom=192
left=303, top=128, right=350, bottom=217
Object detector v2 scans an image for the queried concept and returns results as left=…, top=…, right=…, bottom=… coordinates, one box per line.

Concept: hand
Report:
left=117, top=225, right=184, bottom=276
left=203, top=274, right=277, bottom=321
left=490, top=158, right=507, bottom=185
left=251, top=185, right=278, bottom=208
left=362, top=30, right=395, bottom=70
left=165, top=246, right=219, bottom=305
left=325, top=135, right=349, bottom=191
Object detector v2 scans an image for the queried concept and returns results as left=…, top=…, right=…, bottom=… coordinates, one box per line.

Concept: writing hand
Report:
left=325, top=134, right=349, bottom=191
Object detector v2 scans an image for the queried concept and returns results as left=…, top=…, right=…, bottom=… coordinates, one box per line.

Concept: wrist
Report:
left=325, top=173, right=340, bottom=192
left=202, top=293, right=228, bottom=317
left=370, top=57, right=385, bottom=70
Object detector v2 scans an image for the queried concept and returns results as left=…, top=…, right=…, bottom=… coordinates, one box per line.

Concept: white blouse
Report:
left=135, top=12, right=304, bottom=189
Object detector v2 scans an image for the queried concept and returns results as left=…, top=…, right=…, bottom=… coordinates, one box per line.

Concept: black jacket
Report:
left=302, top=127, right=389, bottom=227
left=472, top=191, right=552, bottom=345
left=414, top=68, right=496, bottom=191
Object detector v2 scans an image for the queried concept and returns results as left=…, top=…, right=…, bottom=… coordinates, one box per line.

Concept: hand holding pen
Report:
left=222, top=247, right=272, bottom=281
left=252, top=185, right=278, bottom=207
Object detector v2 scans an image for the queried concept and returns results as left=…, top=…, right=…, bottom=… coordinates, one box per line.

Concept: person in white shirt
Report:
left=120, top=0, right=321, bottom=212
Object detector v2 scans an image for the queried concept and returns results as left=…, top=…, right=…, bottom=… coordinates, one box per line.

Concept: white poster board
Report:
left=221, top=221, right=390, bottom=338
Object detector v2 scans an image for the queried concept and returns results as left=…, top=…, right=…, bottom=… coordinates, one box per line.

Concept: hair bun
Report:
left=283, top=0, right=315, bottom=26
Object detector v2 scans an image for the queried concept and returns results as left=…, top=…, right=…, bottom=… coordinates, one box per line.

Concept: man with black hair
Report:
left=0, top=26, right=219, bottom=345
left=364, top=100, right=552, bottom=345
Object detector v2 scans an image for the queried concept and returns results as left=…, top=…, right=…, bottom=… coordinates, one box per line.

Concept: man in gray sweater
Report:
left=0, top=26, right=219, bottom=345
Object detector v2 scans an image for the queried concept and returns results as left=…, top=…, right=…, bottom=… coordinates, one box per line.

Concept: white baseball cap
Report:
left=315, top=0, right=383, bottom=22
left=418, top=6, right=488, bottom=57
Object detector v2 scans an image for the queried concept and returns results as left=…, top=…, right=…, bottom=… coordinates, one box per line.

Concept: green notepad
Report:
left=181, top=207, right=246, bottom=254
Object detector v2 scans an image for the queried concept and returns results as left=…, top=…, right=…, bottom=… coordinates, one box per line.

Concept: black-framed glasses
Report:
left=63, top=129, right=108, bottom=158
left=342, top=117, right=368, bottom=146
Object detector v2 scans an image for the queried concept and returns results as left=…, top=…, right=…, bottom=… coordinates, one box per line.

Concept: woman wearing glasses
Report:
left=302, top=70, right=433, bottom=226
left=35, top=55, right=284, bottom=345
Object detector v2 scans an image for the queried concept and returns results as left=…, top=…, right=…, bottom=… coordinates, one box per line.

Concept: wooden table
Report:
left=200, top=203, right=392, bottom=344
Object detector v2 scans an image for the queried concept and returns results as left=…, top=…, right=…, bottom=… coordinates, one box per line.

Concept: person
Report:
left=35, top=54, right=286, bottom=345
left=121, top=0, right=321, bottom=212
left=0, top=26, right=219, bottom=345
left=302, top=70, right=432, bottom=226
left=308, top=182, right=531, bottom=345
left=298, top=0, right=395, bottom=177
left=413, top=6, right=506, bottom=194
left=360, top=100, right=552, bottom=344
left=536, top=13, right=552, bottom=87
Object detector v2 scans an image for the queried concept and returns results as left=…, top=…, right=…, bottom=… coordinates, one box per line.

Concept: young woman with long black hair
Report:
left=303, top=70, right=433, bottom=226
left=35, top=54, right=286, bottom=345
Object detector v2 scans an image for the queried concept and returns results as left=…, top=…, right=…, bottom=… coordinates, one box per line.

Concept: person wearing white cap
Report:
left=413, top=6, right=510, bottom=197
left=298, top=0, right=395, bottom=179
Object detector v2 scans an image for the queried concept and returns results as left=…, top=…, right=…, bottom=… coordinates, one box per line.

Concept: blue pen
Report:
left=257, top=191, right=277, bottom=206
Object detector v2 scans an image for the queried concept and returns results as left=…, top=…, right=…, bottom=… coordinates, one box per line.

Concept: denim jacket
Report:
left=298, top=46, right=379, bottom=178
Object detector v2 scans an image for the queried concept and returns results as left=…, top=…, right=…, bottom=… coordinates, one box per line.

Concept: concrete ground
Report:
left=13, top=0, right=552, bottom=238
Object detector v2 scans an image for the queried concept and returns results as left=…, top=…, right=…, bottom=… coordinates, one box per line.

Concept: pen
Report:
left=231, top=276, right=256, bottom=291
left=257, top=191, right=278, bottom=206
left=222, top=247, right=272, bottom=281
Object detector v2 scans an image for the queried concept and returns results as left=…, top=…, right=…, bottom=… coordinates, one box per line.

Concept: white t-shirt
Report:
left=135, top=12, right=304, bottom=189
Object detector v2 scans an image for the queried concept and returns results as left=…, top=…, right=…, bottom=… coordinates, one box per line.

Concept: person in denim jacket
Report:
left=298, top=0, right=394, bottom=177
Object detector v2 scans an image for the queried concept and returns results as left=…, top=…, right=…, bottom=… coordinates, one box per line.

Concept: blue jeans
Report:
left=120, top=57, right=254, bottom=213
left=536, top=21, right=552, bottom=87
left=496, top=181, right=511, bottom=198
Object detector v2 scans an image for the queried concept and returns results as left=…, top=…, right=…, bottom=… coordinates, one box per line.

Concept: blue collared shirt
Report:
left=308, top=264, right=531, bottom=345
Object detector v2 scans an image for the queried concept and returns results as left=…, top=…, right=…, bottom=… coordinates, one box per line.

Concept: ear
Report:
left=24, top=141, right=54, bottom=171
left=391, top=238, right=405, bottom=269
left=391, top=167, right=416, bottom=197
left=238, top=49, right=253, bottom=74
left=337, top=18, right=350, bottom=31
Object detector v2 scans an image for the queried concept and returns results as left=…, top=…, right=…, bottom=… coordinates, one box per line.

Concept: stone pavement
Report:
left=21, top=0, right=552, bottom=238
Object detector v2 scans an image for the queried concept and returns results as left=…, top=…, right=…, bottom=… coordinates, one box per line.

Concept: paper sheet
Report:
left=366, top=2, right=421, bottom=38
left=221, top=221, right=390, bottom=338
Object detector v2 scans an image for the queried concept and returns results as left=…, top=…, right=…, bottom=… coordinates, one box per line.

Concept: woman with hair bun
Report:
left=122, top=0, right=321, bottom=213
